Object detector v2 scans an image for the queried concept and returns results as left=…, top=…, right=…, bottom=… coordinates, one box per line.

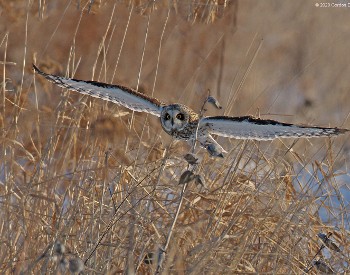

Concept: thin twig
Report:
left=155, top=182, right=188, bottom=274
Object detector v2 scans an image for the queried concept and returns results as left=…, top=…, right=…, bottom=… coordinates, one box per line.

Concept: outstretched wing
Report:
left=200, top=115, right=348, bottom=140
left=33, top=65, right=164, bottom=117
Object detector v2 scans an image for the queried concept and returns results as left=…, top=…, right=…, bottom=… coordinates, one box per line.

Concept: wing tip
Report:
left=32, top=64, right=46, bottom=76
left=333, top=127, right=349, bottom=135
left=33, top=63, right=39, bottom=72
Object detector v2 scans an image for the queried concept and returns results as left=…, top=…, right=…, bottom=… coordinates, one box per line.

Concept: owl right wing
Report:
left=200, top=115, right=348, bottom=140
left=33, top=65, right=164, bottom=117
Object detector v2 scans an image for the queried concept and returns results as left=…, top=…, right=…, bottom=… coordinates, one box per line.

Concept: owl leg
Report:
left=198, top=135, right=227, bottom=158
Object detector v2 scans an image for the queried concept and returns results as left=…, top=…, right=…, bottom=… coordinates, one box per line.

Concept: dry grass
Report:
left=0, top=0, right=349, bottom=274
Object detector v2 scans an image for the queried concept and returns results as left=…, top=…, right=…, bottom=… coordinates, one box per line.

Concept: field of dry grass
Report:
left=1, top=0, right=350, bottom=274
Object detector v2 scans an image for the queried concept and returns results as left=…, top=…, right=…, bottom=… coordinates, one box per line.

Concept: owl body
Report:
left=33, top=65, right=349, bottom=158
left=160, top=104, right=201, bottom=140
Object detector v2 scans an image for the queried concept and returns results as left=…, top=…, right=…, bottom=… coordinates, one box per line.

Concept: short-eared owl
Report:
left=33, top=65, right=348, bottom=157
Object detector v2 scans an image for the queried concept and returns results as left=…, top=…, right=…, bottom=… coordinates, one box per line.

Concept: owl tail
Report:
left=198, top=135, right=227, bottom=158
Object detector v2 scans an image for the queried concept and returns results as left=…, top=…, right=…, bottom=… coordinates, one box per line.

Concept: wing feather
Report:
left=33, top=65, right=164, bottom=117
left=200, top=116, right=348, bottom=140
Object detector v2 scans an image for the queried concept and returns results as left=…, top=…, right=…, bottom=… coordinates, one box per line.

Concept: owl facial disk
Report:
left=161, top=105, right=189, bottom=132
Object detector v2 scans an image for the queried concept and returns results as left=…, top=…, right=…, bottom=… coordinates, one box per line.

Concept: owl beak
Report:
left=171, top=117, right=174, bottom=128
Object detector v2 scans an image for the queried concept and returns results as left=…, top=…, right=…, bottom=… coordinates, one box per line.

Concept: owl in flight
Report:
left=33, top=65, right=348, bottom=157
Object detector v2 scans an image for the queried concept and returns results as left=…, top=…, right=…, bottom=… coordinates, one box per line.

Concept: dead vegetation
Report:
left=0, top=0, right=349, bottom=274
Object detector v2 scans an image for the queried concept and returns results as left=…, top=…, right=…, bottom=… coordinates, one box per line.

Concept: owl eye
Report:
left=164, top=113, right=171, bottom=120
left=176, top=113, right=185, bottom=120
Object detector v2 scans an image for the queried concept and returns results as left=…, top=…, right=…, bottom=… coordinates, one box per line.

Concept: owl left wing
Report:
left=33, top=65, right=164, bottom=117
left=200, top=115, right=348, bottom=140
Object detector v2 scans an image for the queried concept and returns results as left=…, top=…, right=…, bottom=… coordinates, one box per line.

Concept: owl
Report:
left=33, top=65, right=348, bottom=157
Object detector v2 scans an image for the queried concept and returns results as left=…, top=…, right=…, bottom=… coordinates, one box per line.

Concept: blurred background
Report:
left=2, top=0, right=349, bottom=161
left=2, top=0, right=350, bottom=122
left=1, top=0, right=349, bottom=273
left=2, top=0, right=350, bottom=160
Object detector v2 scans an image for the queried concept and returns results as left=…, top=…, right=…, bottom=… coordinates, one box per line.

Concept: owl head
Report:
left=160, top=104, right=192, bottom=132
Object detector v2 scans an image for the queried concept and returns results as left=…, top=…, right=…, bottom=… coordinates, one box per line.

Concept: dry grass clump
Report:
left=0, top=0, right=349, bottom=274
left=1, top=105, right=349, bottom=273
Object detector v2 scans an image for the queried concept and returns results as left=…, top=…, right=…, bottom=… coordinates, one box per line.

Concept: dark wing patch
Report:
left=73, top=79, right=164, bottom=107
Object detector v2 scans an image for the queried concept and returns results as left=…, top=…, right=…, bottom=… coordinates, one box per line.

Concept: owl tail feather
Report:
left=198, top=135, right=227, bottom=158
